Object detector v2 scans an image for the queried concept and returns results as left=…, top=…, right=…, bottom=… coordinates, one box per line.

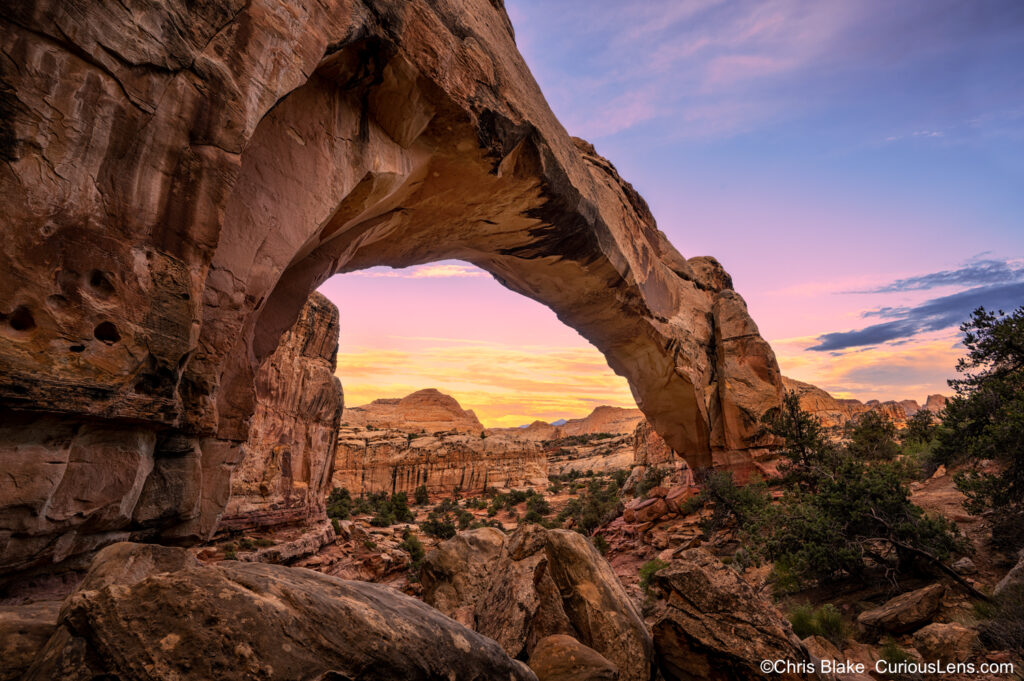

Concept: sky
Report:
left=319, top=0, right=1024, bottom=427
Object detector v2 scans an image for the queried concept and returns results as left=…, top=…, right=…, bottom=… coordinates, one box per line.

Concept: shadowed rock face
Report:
left=0, top=0, right=782, bottom=571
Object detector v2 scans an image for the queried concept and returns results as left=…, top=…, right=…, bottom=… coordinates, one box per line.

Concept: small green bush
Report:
left=592, top=535, right=609, bottom=555
left=879, top=638, right=914, bottom=665
left=413, top=485, right=429, bottom=506
left=788, top=603, right=848, bottom=647
left=639, top=558, right=668, bottom=594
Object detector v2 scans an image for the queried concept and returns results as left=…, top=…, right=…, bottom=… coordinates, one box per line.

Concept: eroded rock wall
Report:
left=332, top=428, right=548, bottom=496
left=218, top=293, right=343, bottom=532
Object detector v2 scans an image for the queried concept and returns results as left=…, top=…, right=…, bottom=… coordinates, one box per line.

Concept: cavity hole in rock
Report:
left=93, top=321, right=121, bottom=344
left=9, top=306, right=35, bottom=331
left=88, top=269, right=115, bottom=295
left=69, top=344, right=86, bottom=352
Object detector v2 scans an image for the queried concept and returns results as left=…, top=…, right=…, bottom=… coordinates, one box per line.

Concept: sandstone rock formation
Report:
left=0, top=0, right=784, bottom=570
left=219, top=293, right=343, bottom=532
left=344, top=389, right=484, bottom=435
left=0, top=292, right=343, bottom=585
left=911, top=622, right=978, bottom=665
left=856, top=583, right=946, bottom=635
left=24, top=542, right=536, bottom=681
left=782, top=377, right=950, bottom=431
left=423, top=525, right=652, bottom=681
left=649, top=548, right=813, bottom=681
left=487, top=406, right=644, bottom=442
left=333, top=426, right=549, bottom=497
left=0, top=601, right=61, bottom=681
left=528, top=634, right=619, bottom=681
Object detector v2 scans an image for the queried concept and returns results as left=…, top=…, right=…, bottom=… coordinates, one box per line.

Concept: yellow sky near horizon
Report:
left=334, top=330, right=961, bottom=428
left=336, top=341, right=638, bottom=428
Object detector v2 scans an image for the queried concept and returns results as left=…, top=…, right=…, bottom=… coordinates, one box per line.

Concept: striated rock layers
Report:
left=219, top=293, right=343, bottom=532
left=782, top=377, right=950, bottom=430
left=0, top=0, right=783, bottom=575
left=333, top=390, right=547, bottom=496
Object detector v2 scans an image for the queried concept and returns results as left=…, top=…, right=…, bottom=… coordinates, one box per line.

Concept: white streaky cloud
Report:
left=349, top=263, right=489, bottom=279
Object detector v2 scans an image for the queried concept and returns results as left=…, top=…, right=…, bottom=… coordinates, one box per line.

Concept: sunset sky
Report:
left=319, top=0, right=1024, bottom=427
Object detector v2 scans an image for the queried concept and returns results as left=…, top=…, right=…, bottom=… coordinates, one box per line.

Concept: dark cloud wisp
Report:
left=852, top=258, right=1024, bottom=293
left=810, top=281, right=1024, bottom=352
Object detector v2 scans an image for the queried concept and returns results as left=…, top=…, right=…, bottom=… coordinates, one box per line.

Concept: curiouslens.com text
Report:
left=760, top=658, right=1016, bottom=676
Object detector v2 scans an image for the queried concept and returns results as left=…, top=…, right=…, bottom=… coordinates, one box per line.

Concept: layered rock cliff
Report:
left=218, top=293, right=343, bottom=532
left=333, top=390, right=547, bottom=496
left=0, top=0, right=783, bottom=574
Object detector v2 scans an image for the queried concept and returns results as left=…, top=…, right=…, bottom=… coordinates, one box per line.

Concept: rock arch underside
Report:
left=0, top=0, right=783, bottom=578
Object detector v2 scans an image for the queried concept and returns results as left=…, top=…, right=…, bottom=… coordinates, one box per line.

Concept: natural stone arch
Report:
left=0, top=0, right=782, bottom=569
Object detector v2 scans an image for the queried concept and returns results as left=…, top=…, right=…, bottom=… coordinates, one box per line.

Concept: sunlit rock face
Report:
left=0, top=0, right=783, bottom=574
left=333, top=390, right=548, bottom=496
left=218, top=293, right=343, bottom=533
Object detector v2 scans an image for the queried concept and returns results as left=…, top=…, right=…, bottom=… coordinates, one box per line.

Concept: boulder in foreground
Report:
left=650, top=548, right=814, bottom=681
left=25, top=542, right=536, bottom=681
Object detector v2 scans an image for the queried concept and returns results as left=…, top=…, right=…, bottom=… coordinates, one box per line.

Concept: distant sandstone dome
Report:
left=343, top=389, right=485, bottom=434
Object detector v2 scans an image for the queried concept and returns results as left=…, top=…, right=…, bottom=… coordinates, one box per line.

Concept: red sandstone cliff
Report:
left=218, top=293, right=343, bottom=532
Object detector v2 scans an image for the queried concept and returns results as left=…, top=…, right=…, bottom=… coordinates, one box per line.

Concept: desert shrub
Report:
left=557, top=477, right=623, bottom=535
left=879, top=638, right=914, bottom=665
left=421, top=510, right=457, bottom=540
left=526, top=493, right=550, bottom=517
left=222, top=543, right=237, bottom=560
left=254, top=537, right=274, bottom=548
left=639, top=559, right=668, bottom=594
left=612, top=469, right=630, bottom=488
left=847, top=411, right=900, bottom=461
left=592, top=535, right=609, bottom=555
left=457, top=509, right=475, bottom=530
left=238, top=537, right=255, bottom=551
left=366, top=491, right=414, bottom=527
left=330, top=518, right=340, bottom=535
left=636, top=466, right=667, bottom=497
left=400, top=528, right=426, bottom=580
left=363, top=539, right=377, bottom=550
left=756, top=456, right=966, bottom=588
left=413, top=485, right=429, bottom=506
left=788, top=604, right=847, bottom=647
left=326, top=487, right=353, bottom=520
left=689, top=470, right=770, bottom=536
left=975, top=585, right=1024, bottom=655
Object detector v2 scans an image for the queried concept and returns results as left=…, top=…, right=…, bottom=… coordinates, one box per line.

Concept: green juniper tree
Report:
left=936, top=307, right=1024, bottom=521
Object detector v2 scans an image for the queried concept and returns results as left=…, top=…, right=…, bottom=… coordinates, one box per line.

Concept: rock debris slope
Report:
left=1, top=0, right=782, bottom=574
